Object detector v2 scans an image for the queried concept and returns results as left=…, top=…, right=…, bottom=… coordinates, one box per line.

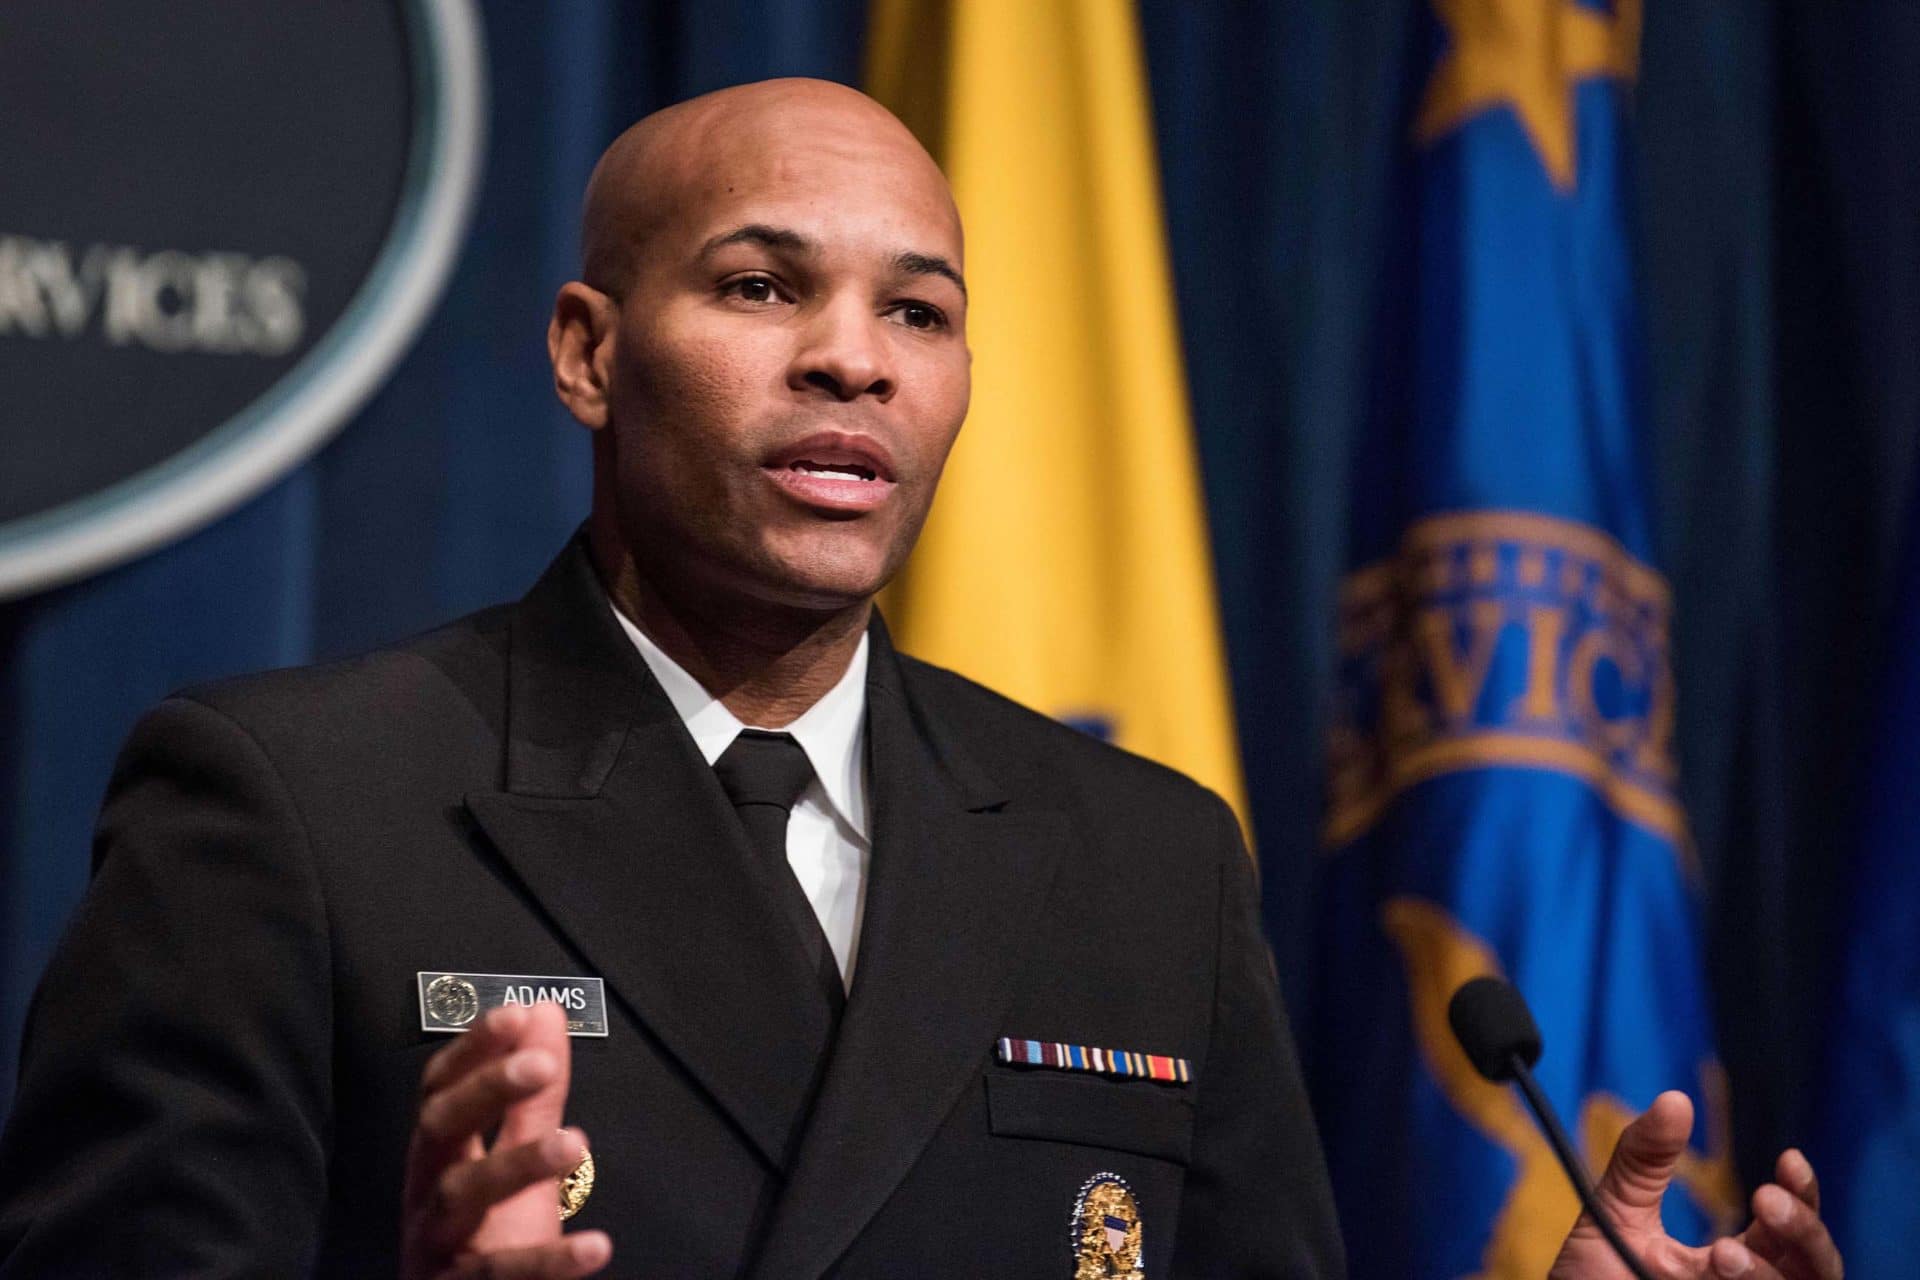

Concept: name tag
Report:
left=417, top=971, right=609, bottom=1037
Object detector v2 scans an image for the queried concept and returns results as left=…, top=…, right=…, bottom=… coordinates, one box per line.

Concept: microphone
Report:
left=1447, top=977, right=1656, bottom=1280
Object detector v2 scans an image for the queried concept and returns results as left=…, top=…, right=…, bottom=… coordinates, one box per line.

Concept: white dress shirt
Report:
left=610, top=604, right=871, bottom=984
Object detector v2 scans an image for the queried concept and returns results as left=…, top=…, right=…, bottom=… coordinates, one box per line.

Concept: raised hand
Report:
left=400, top=1001, right=611, bottom=1279
left=1549, top=1091, right=1842, bottom=1280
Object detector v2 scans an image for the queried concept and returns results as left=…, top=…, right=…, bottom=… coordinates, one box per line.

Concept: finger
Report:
left=420, top=1047, right=559, bottom=1145
left=435, top=1231, right=611, bottom=1280
left=1632, top=1234, right=1716, bottom=1280
left=492, top=1002, right=573, bottom=1151
left=406, top=1009, right=541, bottom=1217
left=1744, top=1183, right=1843, bottom=1280
left=420, top=1005, right=533, bottom=1097
left=1775, top=1149, right=1820, bottom=1212
left=1743, top=1152, right=1827, bottom=1269
left=405, top=1047, right=561, bottom=1220
left=423, top=1128, right=590, bottom=1250
left=1594, top=1091, right=1695, bottom=1224
left=1710, top=1236, right=1790, bottom=1280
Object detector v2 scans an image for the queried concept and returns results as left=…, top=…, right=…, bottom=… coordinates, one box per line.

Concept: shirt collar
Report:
left=609, top=600, right=870, bottom=840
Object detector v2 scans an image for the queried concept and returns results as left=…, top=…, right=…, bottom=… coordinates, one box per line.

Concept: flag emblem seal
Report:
left=1070, top=1172, right=1143, bottom=1279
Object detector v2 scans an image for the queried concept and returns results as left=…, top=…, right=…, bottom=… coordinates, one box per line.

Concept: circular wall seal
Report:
left=0, top=0, right=486, bottom=598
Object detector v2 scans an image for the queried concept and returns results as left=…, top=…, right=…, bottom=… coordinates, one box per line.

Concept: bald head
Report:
left=549, top=75, right=971, bottom=626
left=580, top=78, right=958, bottom=296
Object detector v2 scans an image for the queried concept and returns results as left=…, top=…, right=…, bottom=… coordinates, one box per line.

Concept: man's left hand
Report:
left=1550, top=1091, right=1843, bottom=1280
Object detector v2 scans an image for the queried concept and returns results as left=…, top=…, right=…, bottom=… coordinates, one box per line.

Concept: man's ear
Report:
left=549, top=282, right=617, bottom=429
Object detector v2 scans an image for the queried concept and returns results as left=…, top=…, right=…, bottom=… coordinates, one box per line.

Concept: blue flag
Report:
left=1309, top=2, right=1739, bottom=1273
left=1818, top=489, right=1920, bottom=1277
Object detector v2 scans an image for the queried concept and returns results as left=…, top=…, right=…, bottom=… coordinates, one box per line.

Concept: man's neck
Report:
left=588, top=525, right=871, bottom=729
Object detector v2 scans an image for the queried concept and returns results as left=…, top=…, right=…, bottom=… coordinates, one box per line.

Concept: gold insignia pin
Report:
left=559, top=1138, right=595, bottom=1221
left=1071, top=1172, right=1144, bottom=1279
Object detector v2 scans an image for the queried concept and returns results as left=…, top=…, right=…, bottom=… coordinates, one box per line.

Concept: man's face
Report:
left=593, top=104, right=969, bottom=613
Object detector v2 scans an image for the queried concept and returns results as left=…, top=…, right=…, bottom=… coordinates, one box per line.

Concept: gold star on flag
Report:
left=1415, top=0, right=1640, bottom=191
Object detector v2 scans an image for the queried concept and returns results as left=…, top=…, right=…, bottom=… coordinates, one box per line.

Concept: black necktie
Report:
left=712, top=730, right=847, bottom=1016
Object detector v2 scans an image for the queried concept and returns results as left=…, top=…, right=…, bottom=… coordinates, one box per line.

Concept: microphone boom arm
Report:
left=1507, top=1052, right=1658, bottom=1280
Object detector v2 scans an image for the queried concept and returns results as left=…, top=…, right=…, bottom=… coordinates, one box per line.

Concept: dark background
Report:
left=0, top=0, right=410, bottom=519
left=2, top=0, right=1915, bottom=1212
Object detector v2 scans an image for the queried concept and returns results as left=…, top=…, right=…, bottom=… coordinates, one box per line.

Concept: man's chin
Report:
left=745, top=540, right=897, bottom=613
left=746, top=570, right=887, bottom=614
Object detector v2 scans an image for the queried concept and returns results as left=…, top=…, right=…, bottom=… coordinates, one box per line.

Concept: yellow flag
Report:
left=867, top=0, right=1247, bottom=823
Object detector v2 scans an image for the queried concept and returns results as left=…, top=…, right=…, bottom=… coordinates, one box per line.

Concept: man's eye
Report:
left=891, top=302, right=945, bottom=331
left=725, top=277, right=783, bottom=304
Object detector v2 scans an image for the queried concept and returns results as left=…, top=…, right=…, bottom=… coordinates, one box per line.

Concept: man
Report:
left=0, top=80, right=1839, bottom=1279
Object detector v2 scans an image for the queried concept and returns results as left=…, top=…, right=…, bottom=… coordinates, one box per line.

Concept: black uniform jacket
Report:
left=0, top=540, right=1342, bottom=1278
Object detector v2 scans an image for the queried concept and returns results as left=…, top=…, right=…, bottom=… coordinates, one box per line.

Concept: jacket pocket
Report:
left=985, top=1069, right=1195, bottom=1165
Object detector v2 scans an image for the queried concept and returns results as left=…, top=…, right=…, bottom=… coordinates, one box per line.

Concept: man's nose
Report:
left=789, top=297, right=896, bottom=403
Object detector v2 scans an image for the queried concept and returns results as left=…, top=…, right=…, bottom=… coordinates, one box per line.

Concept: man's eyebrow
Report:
left=894, top=250, right=967, bottom=300
left=699, top=226, right=965, bottom=299
left=698, top=224, right=815, bottom=258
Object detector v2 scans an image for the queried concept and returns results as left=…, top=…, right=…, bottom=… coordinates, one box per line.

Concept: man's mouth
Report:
left=762, top=432, right=898, bottom=514
left=787, top=458, right=880, bottom=483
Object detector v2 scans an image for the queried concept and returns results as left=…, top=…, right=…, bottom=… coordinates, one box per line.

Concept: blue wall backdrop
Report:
left=3, top=0, right=1916, bottom=1238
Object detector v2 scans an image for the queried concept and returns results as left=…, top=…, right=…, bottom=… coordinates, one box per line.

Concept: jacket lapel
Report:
left=745, top=620, right=1073, bottom=1280
left=462, top=541, right=834, bottom=1170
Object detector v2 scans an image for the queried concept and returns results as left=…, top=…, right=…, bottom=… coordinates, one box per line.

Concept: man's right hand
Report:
left=400, top=1000, right=612, bottom=1279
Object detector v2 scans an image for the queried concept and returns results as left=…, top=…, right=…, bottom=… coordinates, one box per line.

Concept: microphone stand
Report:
left=1508, top=1053, right=1658, bottom=1280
